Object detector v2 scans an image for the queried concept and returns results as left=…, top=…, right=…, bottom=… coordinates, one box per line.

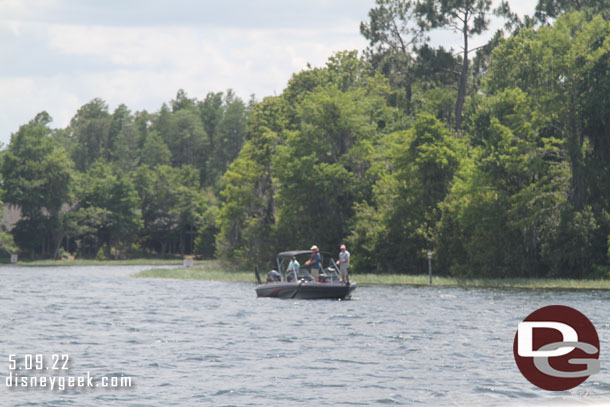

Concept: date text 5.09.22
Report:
left=8, top=354, right=69, bottom=371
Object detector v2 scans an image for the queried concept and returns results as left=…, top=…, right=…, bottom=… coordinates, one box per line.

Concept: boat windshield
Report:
left=276, top=251, right=342, bottom=283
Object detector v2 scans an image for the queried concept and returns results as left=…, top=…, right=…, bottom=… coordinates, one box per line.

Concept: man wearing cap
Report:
left=304, top=245, right=322, bottom=282
left=336, top=244, right=350, bottom=283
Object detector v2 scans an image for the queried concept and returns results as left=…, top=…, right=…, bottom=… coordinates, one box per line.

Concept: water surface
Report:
left=0, top=265, right=608, bottom=406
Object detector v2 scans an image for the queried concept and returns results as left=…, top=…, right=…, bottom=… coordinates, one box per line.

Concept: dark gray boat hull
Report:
left=255, top=282, right=356, bottom=300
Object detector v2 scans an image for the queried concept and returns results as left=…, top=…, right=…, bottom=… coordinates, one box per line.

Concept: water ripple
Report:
left=0, top=265, right=608, bottom=406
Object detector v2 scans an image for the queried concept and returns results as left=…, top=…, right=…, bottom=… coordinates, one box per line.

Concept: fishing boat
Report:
left=255, top=250, right=356, bottom=300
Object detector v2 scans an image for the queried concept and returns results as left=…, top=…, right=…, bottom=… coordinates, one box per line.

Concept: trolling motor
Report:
left=254, top=266, right=262, bottom=284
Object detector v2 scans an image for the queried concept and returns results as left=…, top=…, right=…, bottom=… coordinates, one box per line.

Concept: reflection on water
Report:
left=0, top=265, right=608, bottom=406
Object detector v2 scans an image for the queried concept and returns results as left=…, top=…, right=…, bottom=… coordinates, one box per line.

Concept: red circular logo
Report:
left=513, top=305, right=600, bottom=391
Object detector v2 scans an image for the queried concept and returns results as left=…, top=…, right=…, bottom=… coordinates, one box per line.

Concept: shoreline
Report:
left=133, top=262, right=610, bottom=290
left=4, top=259, right=609, bottom=290
left=3, top=259, right=192, bottom=267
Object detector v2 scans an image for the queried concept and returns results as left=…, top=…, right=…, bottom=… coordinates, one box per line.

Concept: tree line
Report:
left=0, top=90, right=248, bottom=260
left=1, top=0, right=609, bottom=278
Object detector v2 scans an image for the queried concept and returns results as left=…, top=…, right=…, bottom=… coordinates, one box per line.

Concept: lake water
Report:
left=0, top=265, right=608, bottom=406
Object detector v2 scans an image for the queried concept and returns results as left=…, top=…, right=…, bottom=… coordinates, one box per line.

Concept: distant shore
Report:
left=5, top=258, right=188, bottom=267
left=132, top=261, right=610, bottom=290
left=4, top=258, right=609, bottom=289
left=134, top=262, right=252, bottom=281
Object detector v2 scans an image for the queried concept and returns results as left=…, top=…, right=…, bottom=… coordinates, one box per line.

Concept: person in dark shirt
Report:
left=304, top=245, right=321, bottom=282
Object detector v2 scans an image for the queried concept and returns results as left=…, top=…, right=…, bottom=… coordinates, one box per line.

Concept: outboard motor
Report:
left=266, top=269, right=281, bottom=283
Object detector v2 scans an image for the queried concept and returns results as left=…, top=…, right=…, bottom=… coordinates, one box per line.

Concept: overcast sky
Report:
left=0, top=0, right=536, bottom=147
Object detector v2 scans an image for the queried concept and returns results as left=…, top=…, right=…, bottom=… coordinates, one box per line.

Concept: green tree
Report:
left=534, top=0, right=610, bottom=23
left=485, top=12, right=610, bottom=274
left=415, top=0, right=493, bottom=130
left=64, top=205, right=112, bottom=259
left=361, top=1, right=463, bottom=118
left=1, top=112, right=74, bottom=258
left=436, top=89, right=567, bottom=277
left=350, top=114, right=458, bottom=273
left=0, top=202, right=17, bottom=256
left=171, top=89, right=197, bottom=112
left=199, top=90, right=248, bottom=187
left=360, top=0, right=423, bottom=112
left=153, top=91, right=211, bottom=182
left=166, top=165, right=209, bottom=255
left=76, top=161, right=141, bottom=258
left=108, top=104, right=140, bottom=171
left=135, top=164, right=214, bottom=256
left=139, top=131, right=171, bottom=167
left=274, top=85, right=386, bottom=252
left=167, top=109, right=208, bottom=171
left=212, top=91, right=247, bottom=182
left=67, top=99, right=111, bottom=171
left=194, top=188, right=219, bottom=259
left=216, top=96, right=287, bottom=265
left=134, top=165, right=179, bottom=256
left=216, top=51, right=397, bottom=267
left=200, top=92, right=224, bottom=146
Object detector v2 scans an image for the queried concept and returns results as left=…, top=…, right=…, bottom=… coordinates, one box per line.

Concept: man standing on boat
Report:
left=305, top=245, right=322, bottom=282
left=336, top=244, right=350, bottom=283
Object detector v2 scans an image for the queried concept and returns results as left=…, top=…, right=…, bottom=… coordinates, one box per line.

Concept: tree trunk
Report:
left=405, top=81, right=412, bottom=115
left=570, top=155, right=585, bottom=210
left=179, top=230, right=185, bottom=256
left=53, top=232, right=65, bottom=260
left=568, top=85, right=586, bottom=210
left=455, top=20, right=469, bottom=131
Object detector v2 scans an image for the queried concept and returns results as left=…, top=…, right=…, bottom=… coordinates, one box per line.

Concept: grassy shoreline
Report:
left=134, top=262, right=251, bottom=281
left=5, top=258, right=610, bottom=289
left=133, top=262, right=610, bottom=290
left=5, top=258, right=190, bottom=267
left=354, top=274, right=610, bottom=290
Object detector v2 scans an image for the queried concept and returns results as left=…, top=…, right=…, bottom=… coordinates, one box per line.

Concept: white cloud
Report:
left=0, top=17, right=366, bottom=144
left=0, top=75, right=80, bottom=142
left=0, top=0, right=539, bottom=145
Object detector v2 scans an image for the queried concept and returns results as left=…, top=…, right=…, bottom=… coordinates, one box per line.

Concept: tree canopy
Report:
left=0, top=5, right=608, bottom=278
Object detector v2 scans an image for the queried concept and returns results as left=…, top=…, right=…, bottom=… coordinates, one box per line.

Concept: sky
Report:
left=0, top=0, right=536, bottom=147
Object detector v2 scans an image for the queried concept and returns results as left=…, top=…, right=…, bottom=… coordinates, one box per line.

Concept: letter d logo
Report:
left=513, top=305, right=600, bottom=391
left=518, top=322, right=577, bottom=357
